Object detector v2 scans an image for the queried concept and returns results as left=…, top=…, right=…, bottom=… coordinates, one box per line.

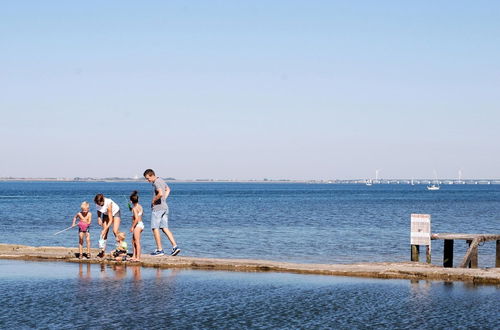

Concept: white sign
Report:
left=411, top=214, right=431, bottom=246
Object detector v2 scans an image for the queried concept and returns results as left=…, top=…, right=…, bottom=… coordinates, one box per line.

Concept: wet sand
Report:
left=1, top=243, right=499, bottom=285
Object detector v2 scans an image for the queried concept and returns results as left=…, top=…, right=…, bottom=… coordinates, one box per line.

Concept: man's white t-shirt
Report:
left=96, top=198, right=120, bottom=216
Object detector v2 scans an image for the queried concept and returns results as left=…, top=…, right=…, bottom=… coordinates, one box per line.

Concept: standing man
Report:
left=143, top=169, right=181, bottom=256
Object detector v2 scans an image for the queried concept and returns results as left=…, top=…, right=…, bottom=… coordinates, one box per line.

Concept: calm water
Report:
left=0, top=260, right=498, bottom=329
left=0, top=181, right=499, bottom=266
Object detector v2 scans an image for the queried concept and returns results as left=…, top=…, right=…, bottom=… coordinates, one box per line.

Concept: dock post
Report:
left=460, top=239, right=480, bottom=268
left=496, top=240, right=500, bottom=268
left=443, top=239, right=454, bottom=268
left=426, top=245, right=431, bottom=264
left=411, top=244, right=420, bottom=262
left=467, top=240, right=478, bottom=268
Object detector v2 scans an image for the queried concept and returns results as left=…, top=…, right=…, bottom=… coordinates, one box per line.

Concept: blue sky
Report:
left=1, top=1, right=499, bottom=179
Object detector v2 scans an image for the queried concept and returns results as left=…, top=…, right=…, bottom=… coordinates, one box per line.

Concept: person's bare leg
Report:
left=78, top=232, right=84, bottom=258
left=161, top=228, right=177, bottom=247
left=131, top=235, right=137, bottom=259
left=85, top=232, right=91, bottom=255
left=134, top=227, right=142, bottom=260
left=112, top=217, right=121, bottom=237
left=152, top=228, right=163, bottom=251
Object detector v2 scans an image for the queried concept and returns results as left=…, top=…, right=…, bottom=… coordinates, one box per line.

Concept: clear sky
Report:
left=1, top=1, right=499, bottom=180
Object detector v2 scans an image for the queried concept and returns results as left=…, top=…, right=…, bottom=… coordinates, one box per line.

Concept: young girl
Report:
left=72, top=201, right=92, bottom=259
left=112, top=232, right=128, bottom=261
left=94, top=194, right=121, bottom=258
left=129, top=190, right=144, bottom=261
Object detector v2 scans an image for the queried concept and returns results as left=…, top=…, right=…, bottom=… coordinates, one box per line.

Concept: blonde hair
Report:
left=80, top=201, right=90, bottom=210
left=117, top=232, right=126, bottom=241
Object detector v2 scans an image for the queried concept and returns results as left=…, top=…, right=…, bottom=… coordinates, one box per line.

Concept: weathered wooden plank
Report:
left=459, top=238, right=480, bottom=268
left=468, top=240, right=478, bottom=268
left=443, top=239, right=453, bottom=268
left=432, top=233, right=500, bottom=241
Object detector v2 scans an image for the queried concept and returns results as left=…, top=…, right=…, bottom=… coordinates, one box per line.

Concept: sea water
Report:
left=0, top=260, right=498, bottom=329
left=0, top=181, right=498, bottom=266
left=1, top=182, right=499, bottom=328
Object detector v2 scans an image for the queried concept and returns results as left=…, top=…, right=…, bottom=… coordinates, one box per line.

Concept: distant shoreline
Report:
left=1, top=178, right=500, bottom=185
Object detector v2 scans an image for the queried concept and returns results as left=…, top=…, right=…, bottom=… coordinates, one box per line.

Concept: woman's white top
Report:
left=96, top=198, right=120, bottom=216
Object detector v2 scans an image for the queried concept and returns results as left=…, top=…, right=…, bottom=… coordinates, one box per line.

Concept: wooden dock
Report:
left=409, top=214, right=499, bottom=269
left=431, top=233, right=500, bottom=268
left=1, top=244, right=499, bottom=285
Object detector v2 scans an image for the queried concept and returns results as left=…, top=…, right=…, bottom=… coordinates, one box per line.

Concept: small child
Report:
left=72, top=201, right=92, bottom=259
left=112, top=232, right=128, bottom=261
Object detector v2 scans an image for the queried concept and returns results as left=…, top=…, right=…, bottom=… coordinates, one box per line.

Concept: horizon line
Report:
left=1, top=177, right=499, bottom=183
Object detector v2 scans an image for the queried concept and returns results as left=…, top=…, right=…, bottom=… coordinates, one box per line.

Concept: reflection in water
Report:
left=410, top=280, right=432, bottom=299
left=99, top=263, right=107, bottom=281
left=78, top=263, right=92, bottom=281
left=112, top=264, right=127, bottom=281
left=131, top=265, right=142, bottom=282
left=1, top=260, right=499, bottom=329
left=76, top=263, right=179, bottom=284
left=154, top=267, right=179, bottom=284
left=408, top=280, right=433, bottom=324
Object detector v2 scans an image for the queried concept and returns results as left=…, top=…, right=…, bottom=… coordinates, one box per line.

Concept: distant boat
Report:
left=366, top=179, right=373, bottom=186
left=427, top=170, right=440, bottom=190
left=427, top=184, right=440, bottom=191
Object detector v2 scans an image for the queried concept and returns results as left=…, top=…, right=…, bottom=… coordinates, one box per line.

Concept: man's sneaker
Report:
left=151, top=249, right=164, bottom=256
left=171, top=246, right=181, bottom=256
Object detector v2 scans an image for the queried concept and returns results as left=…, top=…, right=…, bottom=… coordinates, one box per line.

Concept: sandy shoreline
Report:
left=1, top=243, right=499, bottom=285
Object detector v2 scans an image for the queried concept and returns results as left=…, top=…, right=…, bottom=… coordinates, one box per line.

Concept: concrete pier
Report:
left=1, top=244, right=499, bottom=285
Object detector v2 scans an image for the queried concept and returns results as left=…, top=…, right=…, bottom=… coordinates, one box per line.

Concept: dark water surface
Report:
left=0, top=182, right=499, bottom=266
left=0, top=260, right=498, bottom=329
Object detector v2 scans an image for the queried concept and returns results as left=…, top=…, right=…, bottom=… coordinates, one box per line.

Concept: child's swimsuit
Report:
left=78, top=221, right=90, bottom=233
left=134, top=210, right=145, bottom=230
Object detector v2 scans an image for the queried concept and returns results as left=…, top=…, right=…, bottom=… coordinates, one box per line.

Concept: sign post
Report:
left=411, top=214, right=431, bottom=263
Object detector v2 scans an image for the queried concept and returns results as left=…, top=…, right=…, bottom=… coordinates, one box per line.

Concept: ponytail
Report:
left=129, top=190, right=139, bottom=204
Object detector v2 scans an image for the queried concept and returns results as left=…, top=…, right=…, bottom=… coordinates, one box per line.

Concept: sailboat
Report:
left=366, top=169, right=380, bottom=186
left=427, top=170, right=440, bottom=190
left=426, top=184, right=440, bottom=191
